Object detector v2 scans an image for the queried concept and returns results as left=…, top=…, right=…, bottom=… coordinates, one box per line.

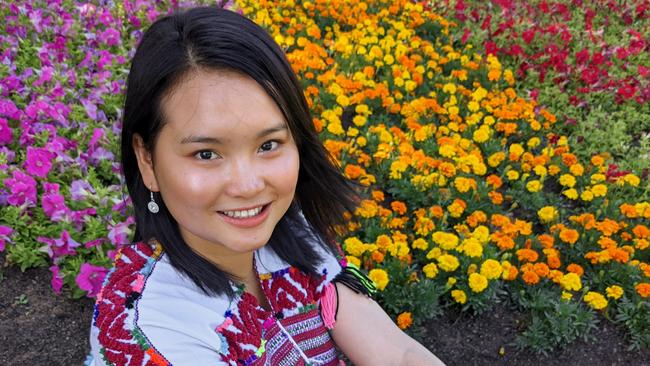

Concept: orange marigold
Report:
left=620, top=203, right=638, bottom=218
left=488, top=191, right=503, bottom=205
left=559, top=229, right=580, bottom=244
left=522, top=270, right=540, bottom=285
left=567, top=263, right=584, bottom=276
left=391, top=201, right=407, bottom=215
left=633, top=225, right=650, bottom=239
left=371, top=251, right=385, bottom=263
left=538, top=234, right=555, bottom=248
left=516, top=248, right=539, bottom=263
left=396, top=312, right=413, bottom=330
left=636, top=283, right=650, bottom=298
left=547, top=256, right=561, bottom=269
left=533, top=263, right=550, bottom=277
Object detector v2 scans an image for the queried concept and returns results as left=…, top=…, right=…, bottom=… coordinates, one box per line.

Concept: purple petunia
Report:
left=4, top=169, right=37, bottom=206
left=0, top=225, right=13, bottom=252
left=24, top=146, right=55, bottom=178
left=107, top=216, right=135, bottom=246
left=75, top=263, right=109, bottom=298
left=70, top=179, right=95, bottom=201
left=37, top=230, right=80, bottom=261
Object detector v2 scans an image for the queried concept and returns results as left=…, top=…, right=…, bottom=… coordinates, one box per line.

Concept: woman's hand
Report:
left=330, top=283, right=446, bottom=366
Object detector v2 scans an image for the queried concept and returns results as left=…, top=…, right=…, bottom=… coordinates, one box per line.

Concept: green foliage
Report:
left=615, top=297, right=650, bottom=351
left=517, top=288, right=599, bottom=355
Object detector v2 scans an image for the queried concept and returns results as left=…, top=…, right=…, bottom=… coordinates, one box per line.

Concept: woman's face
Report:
left=133, top=70, right=300, bottom=260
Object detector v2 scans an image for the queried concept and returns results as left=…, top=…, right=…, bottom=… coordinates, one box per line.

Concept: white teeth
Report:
left=222, top=206, right=263, bottom=219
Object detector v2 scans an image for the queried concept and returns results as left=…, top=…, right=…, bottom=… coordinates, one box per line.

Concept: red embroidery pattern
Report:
left=93, top=242, right=169, bottom=366
left=216, top=265, right=339, bottom=366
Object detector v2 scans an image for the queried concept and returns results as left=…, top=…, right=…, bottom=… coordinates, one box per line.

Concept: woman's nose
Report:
left=225, top=159, right=265, bottom=198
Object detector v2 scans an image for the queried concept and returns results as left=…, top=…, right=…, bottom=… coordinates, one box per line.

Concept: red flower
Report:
left=522, top=29, right=535, bottom=44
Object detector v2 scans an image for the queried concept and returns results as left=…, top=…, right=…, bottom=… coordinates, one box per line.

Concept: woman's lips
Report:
left=217, top=203, right=271, bottom=228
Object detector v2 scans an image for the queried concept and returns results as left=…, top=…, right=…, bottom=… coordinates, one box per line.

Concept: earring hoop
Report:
left=148, top=186, right=159, bottom=214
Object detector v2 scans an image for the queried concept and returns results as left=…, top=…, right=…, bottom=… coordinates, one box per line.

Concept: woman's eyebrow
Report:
left=179, top=122, right=288, bottom=144
left=256, top=122, right=288, bottom=138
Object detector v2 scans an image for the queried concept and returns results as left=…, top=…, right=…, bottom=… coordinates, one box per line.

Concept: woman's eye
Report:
left=194, top=151, right=220, bottom=160
left=259, top=140, right=279, bottom=153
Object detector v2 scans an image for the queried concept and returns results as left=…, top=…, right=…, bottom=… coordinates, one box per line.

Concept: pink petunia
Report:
left=0, top=225, right=13, bottom=252
left=49, top=265, right=64, bottom=294
left=41, top=191, right=69, bottom=222
left=75, top=263, right=109, bottom=298
left=24, top=147, right=55, bottom=178
left=4, top=170, right=37, bottom=206
left=0, top=118, right=12, bottom=145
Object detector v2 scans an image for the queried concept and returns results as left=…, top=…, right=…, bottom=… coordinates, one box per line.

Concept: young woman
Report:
left=88, top=6, right=445, bottom=366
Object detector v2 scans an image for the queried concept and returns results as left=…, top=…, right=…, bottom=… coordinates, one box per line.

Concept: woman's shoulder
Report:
left=88, top=241, right=230, bottom=366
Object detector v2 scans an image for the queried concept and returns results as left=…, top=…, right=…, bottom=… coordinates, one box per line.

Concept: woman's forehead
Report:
left=159, top=70, right=287, bottom=140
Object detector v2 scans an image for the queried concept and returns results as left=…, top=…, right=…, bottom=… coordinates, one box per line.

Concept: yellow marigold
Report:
left=346, top=255, right=361, bottom=268
left=606, top=285, right=624, bottom=299
left=561, top=291, right=573, bottom=301
left=506, top=170, right=520, bottom=181
left=526, top=180, right=543, bottom=192
left=488, top=152, right=506, bottom=167
left=590, top=173, right=606, bottom=184
left=423, top=263, right=438, bottom=278
left=368, top=269, right=389, bottom=291
left=462, top=238, right=483, bottom=258
left=448, top=199, right=466, bottom=218
left=396, top=312, right=413, bottom=330
left=584, top=291, right=608, bottom=310
left=623, top=173, right=640, bottom=187
left=472, top=225, right=490, bottom=244
left=563, top=188, right=578, bottom=200
left=437, top=254, right=460, bottom=272
left=344, top=237, right=367, bottom=257
left=569, top=163, right=584, bottom=176
left=636, top=283, right=650, bottom=298
left=538, top=206, right=559, bottom=224
left=590, top=184, right=607, bottom=197
left=473, top=127, right=490, bottom=143
left=451, top=289, right=467, bottom=304
left=559, top=228, right=580, bottom=244
left=468, top=273, right=488, bottom=293
left=412, top=238, right=429, bottom=250
left=581, top=190, right=594, bottom=202
left=431, top=231, right=460, bottom=250
left=454, top=177, right=474, bottom=193
left=426, top=247, right=442, bottom=260
left=480, top=259, right=502, bottom=280
left=559, top=174, right=576, bottom=188
left=560, top=273, right=582, bottom=291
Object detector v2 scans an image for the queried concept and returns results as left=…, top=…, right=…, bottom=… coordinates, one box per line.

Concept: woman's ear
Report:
left=132, top=134, right=159, bottom=192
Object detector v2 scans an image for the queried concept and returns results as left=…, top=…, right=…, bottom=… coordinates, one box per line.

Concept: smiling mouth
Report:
left=218, top=204, right=268, bottom=219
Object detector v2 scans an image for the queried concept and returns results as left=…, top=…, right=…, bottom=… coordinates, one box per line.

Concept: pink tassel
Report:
left=215, top=317, right=233, bottom=332
left=262, top=317, right=275, bottom=330
left=132, top=274, right=145, bottom=292
left=320, top=282, right=337, bottom=330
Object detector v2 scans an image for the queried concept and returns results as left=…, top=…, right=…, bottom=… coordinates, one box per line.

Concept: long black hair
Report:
left=120, top=6, right=358, bottom=298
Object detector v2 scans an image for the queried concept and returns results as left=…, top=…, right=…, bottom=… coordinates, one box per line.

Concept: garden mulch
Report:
left=2, top=251, right=649, bottom=366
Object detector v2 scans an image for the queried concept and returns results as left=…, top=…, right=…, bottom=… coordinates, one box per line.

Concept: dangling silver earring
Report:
left=148, top=187, right=159, bottom=214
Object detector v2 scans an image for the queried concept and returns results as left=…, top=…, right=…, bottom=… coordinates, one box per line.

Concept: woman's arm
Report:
left=330, top=283, right=446, bottom=366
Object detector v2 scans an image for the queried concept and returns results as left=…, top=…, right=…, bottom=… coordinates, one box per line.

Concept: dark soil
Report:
left=1, top=250, right=649, bottom=366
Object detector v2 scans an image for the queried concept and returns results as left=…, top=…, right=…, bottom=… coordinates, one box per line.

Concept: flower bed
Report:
left=435, top=0, right=650, bottom=175
left=0, top=0, right=648, bottom=353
